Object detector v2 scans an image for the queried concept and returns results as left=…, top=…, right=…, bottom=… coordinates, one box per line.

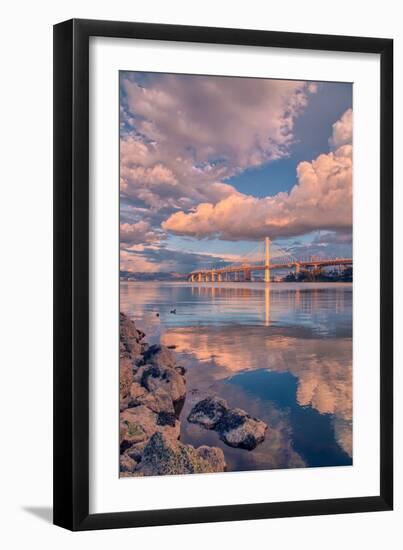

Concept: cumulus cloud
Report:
left=122, top=75, right=314, bottom=167
left=120, top=73, right=350, bottom=257
left=278, top=230, right=353, bottom=260
left=120, top=245, right=230, bottom=273
left=120, top=221, right=164, bottom=246
left=120, top=73, right=317, bottom=217
left=163, top=139, right=353, bottom=240
left=120, top=134, right=239, bottom=212
left=329, top=108, right=352, bottom=149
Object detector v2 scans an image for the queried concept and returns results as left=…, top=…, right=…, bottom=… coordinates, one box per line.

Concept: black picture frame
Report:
left=53, top=18, right=393, bottom=531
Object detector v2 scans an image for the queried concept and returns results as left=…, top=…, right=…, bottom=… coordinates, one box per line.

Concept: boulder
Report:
left=218, top=408, right=267, bottom=450
left=119, top=356, right=134, bottom=401
left=120, top=405, right=180, bottom=449
left=175, top=365, right=187, bottom=375
left=125, top=441, right=147, bottom=463
left=134, top=363, right=186, bottom=403
left=142, top=344, right=176, bottom=369
left=188, top=397, right=268, bottom=450
left=120, top=312, right=143, bottom=361
left=187, top=396, right=227, bottom=429
left=135, top=432, right=225, bottom=476
left=131, top=386, right=175, bottom=414
left=120, top=452, right=136, bottom=473
left=129, top=382, right=147, bottom=401
left=197, top=445, right=226, bottom=472
left=119, top=394, right=131, bottom=412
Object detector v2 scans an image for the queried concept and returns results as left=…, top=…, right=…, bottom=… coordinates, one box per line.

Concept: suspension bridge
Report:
left=188, top=237, right=352, bottom=283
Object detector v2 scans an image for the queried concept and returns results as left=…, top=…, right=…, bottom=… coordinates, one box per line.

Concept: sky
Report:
left=120, top=72, right=352, bottom=274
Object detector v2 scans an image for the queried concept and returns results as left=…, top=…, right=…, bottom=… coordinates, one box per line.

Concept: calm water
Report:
left=121, top=281, right=352, bottom=471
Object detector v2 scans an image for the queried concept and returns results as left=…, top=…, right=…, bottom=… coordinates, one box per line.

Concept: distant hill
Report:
left=120, top=271, right=188, bottom=281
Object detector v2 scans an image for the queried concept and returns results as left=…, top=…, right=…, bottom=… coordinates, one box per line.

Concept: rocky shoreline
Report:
left=120, top=312, right=267, bottom=476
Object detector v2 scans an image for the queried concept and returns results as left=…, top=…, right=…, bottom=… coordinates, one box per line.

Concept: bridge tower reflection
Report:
left=264, top=284, right=270, bottom=327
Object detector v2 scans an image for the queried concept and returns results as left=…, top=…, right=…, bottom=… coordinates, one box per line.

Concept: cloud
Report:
left=120, top=73, right=317, bottom=219
left=329, top=108, right=352, bottom=149
left=120, top=221, right=165, bottom=246
left=120, top=135, right=239, bottom=212
left=278, top=230, right=352, bottom=260
left=161, top=323, right=352, bottom=425
left=312, top=231, right=352, bottom=245
left=123, top=74, right=314, bottom=168
left=120, top=245, right=230, bottom=273
left=163, top=141, right=353, bottom=240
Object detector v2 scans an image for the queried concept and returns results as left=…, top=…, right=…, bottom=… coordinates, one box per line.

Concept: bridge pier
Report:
left=211, top=272, right=216, bottom=282
left=198, top=273, right=202, bottom=282
left=244, top=269, right=251, bottom=281
left=218, top=273, right=222, bottom=282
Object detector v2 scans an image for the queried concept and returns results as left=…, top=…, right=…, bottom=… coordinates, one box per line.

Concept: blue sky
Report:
left=119, top=73, right=353, bottom=273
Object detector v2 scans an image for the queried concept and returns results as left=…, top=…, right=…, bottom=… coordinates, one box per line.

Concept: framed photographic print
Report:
left=53, top=19, right=393, bottom=530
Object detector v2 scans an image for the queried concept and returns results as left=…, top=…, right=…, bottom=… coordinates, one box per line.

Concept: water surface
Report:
left=121, top=281, right=352, bottom=471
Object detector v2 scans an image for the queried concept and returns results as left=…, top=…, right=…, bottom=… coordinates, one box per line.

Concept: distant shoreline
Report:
left=120, top=278, right=353, bottom=284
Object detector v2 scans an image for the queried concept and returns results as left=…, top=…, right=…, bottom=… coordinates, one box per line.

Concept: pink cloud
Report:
left=162, top=110, right=353, bottom=241
left=329, top=108, right=352, bottom=149
left=120, top=221, right=164, bottom=246
left=123, top=75, right=313, bottom=168
left=120, top=75, right=317, bottom=213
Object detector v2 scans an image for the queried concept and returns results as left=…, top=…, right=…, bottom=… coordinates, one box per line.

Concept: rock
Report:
left=188, top=397, right=268, bottom=450
left=218, top=408, right=267, bottom=450
left=187, top=396, right=227, bottom=429
left=125, top=441, right=147, bottom=463
left=120, top=394, right=131, bottom=412
left=129, top=382, right=147, bottom=400
left=175, top=365, right=187, bottom=375
left=134, top=363, right=186, bottom=403
left=156, top=411, right=177, bottom=427
left=131, top=387, right=175, bottom=414
left=197, top=446, right=226, bottom=471
left=119, top=356, right=134, bottom=401
left=120, top=405, right=180, bottom=449
left=140, top=343, right=149, bottom=354
left=120, top=312, right=143, bottom=361
left=135, top=432, right=225, bottom=476
left=120, top=453, right=136, bottom=473
left=142, top=344, right=176, bottom=369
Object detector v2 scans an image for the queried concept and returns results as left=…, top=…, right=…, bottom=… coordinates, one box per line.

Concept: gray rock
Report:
left=188, top=397, right=268, bottom=450
left=134, top=363, right=186, bottom=403
left=142, top=344, right=176, bottom=369
left=135, top=432, right=225, bottom=476
left=187, top=396, right=227, bottom=429
left=218, top=408, right=267, bottom=450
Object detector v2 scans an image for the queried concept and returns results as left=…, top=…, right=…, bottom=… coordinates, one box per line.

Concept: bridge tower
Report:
left=264, top=237, right=270, bottom=283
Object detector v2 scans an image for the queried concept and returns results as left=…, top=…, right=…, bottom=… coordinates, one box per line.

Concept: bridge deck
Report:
left=189, top=258, right=352, bottom=277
